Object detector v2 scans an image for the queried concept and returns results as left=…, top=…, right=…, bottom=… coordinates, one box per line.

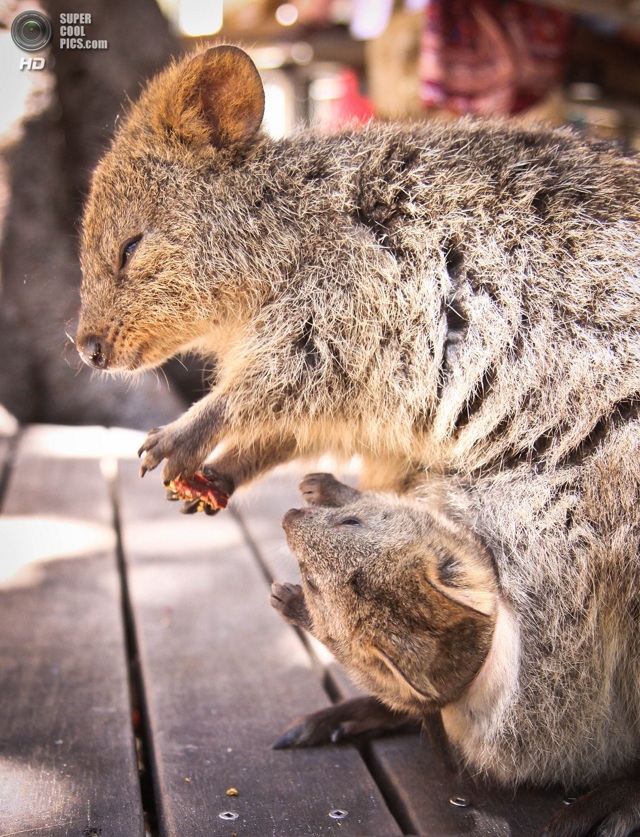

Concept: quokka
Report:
left=274, top=470, right=640, bottom=837
left=75, top=45, right=640, bottom=505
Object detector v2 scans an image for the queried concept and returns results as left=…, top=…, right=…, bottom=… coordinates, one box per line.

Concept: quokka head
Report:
left=282, top=488, right=498, bottom=714
left=76, top=46, right=266, bottom=373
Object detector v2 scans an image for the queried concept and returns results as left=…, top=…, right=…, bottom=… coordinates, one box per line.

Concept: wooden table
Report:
left=0, top=424, right=567, bottom=837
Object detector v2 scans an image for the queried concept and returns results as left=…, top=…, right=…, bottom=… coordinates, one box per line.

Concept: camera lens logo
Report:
left=11, top=11, right=52, bottom=52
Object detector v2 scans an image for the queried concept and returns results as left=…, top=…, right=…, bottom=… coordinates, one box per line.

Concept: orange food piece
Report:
left=167, top=471, right=230, bottom=513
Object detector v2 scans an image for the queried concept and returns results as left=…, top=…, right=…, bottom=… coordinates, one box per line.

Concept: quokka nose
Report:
left=282, top=507, right=307, bottom=529
left=77, top=333, right=110, bottom=369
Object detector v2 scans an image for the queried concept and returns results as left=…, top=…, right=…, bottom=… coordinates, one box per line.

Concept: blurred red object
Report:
left=334, top=69, right=376, bottom=125
left=419, top=0, right=573, bottom=115
left=310, top=68, right=375, bottom=131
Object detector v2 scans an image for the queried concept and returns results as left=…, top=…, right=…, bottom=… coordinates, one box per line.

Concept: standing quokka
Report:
left=273, top=469, right=640, bottom=837
left=76, top=45, right=640, bottom=505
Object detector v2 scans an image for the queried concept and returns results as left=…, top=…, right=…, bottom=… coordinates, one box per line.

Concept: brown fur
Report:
left=277, top=475, right=497, bottom=716
left=76, top=46, right=640, bottom=499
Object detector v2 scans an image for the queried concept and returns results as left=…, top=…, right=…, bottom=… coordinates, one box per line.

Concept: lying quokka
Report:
left=272, top=469, right=640, bottom=837
left=76, top=45, right=640, bottom=506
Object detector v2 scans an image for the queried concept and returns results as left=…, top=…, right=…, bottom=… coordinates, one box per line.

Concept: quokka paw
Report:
left=270, top=582, right=307, bottom=626
left=138, top=421, right=206, bottom=483
left=299, top=473, right=357, bottom=507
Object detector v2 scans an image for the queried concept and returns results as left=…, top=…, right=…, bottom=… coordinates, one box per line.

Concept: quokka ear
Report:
left=373, top=579, right=495, bottom=706
left=153, top=45, right=265, bottom=149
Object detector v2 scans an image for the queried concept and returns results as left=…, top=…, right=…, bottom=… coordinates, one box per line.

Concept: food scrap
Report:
left=165, top=471, right=230, bottom=515
left=226, top=788, right=239, bottom=797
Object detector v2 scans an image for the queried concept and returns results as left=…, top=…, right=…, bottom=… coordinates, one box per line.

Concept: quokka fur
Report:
left=76, top=46, right=640, bottom=495
left=76, top=44, right=640, bottom=834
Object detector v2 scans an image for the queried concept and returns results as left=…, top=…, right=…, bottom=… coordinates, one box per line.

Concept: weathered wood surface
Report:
left=117, top=458, right=401, bottom=837
left=0, top=425, right=144, bottom=837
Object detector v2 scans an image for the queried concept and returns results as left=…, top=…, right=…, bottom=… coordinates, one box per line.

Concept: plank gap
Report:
left=108, top=458, right=160, bottom=837
left=230, top=502, right=341, bottom=691
left=228, top=503, right=279, bottom=588
left=361, top=738, right=426, bottom=837
left=0, top=426, right=23, bottom=513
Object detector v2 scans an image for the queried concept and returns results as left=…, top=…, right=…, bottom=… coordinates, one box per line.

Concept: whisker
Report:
left=159, top=366, right=171, bottom=392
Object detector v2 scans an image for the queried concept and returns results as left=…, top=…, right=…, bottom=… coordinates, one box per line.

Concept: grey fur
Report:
left=76, top=47, right=640, bottom=493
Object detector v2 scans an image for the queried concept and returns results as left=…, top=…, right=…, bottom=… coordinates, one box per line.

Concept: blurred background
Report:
left=0, top=0, right=639, bottom=435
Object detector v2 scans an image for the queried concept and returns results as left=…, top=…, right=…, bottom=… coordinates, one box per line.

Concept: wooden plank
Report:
left=0, top=425, right=145, bottom=837
left=4, top=426, right=114, bottom=519
left=366, top=735, right=566, bottom=837
left=117, top=459, right=401, bottom=837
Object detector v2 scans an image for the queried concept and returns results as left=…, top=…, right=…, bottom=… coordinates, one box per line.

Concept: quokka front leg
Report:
left=138, top=392, right=228, bottom=483
left=272, top=696, right=418, bottom=750
left=165, top=432, right=299, bottom=514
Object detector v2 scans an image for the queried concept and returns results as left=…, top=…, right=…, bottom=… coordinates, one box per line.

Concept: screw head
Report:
left=449, top=796, right=471, bottom=808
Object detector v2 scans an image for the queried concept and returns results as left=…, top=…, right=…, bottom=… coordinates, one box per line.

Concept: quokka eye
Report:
left=306, top=576, right=319, bottom=593
left=340, top=517, right=361, bottom=526
left=119, top=235, right=142, bottom=270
